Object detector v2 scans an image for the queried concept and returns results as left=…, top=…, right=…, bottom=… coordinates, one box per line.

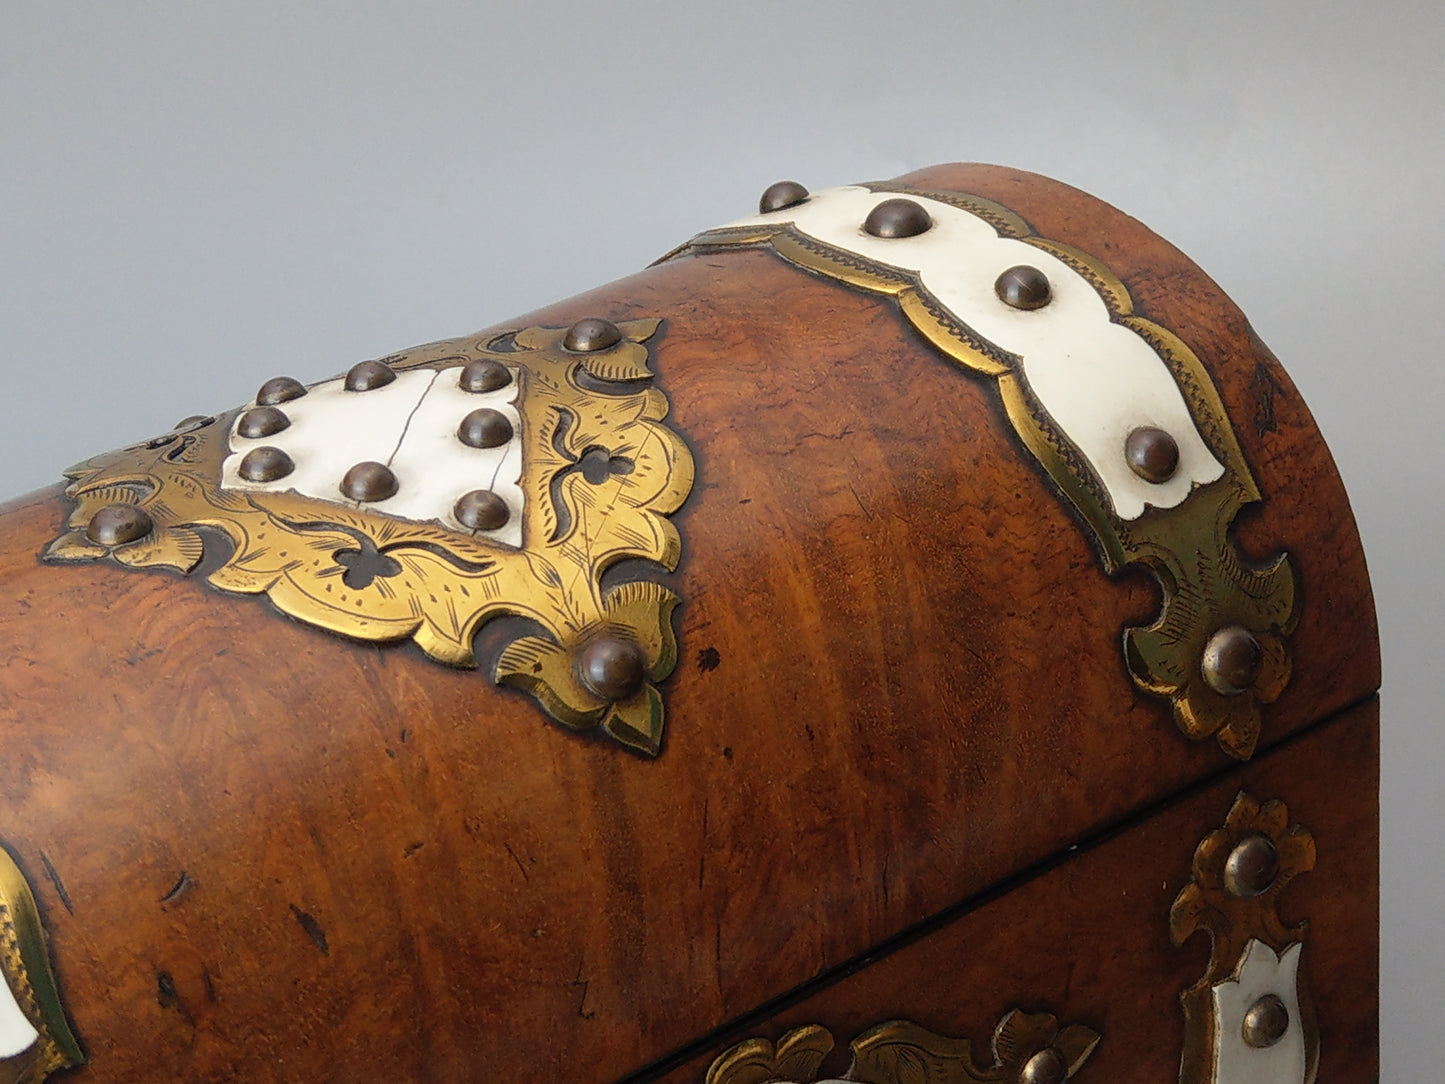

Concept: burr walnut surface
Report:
left=0, top=164, right=1377, bottom=1080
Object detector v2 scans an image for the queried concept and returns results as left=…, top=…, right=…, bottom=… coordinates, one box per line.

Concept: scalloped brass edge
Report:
left=669, top=188, right=1297, bottom=760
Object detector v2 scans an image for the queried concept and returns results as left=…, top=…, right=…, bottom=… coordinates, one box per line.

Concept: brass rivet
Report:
left=256, top=376, right=307, bottom=406
left=238, top=446, right=296, bottom=483
left=340, top=462, right=398, bottom=502
left=458, top=408, right=514, bottom=449
left=759, top=180, right=809, bottom=214
left=1124, top=426, right=1180, bottom=484
left=577, top=637, right=646, bottom=702
left=86, top=504, right=154, bottom=546
left=454, top=490, right=510, bottom=532
left=563, top=317, right=623, bottom=353
left=236, top=406, right=291, bottom=440
left=173, top=415, right=213, bottom=432
left=1201, top=625, right=1263, bottom=696
left=863, top=197, right=932, bottom=239
left=458, top=359, right=512, bottom=393
left=1242, top=993, right=1290, bottom=1048
left=995, top=265, right=1053, bottom=310
left=345, top=360, right=397, bottom=392
left=1019, top=1047, right=1067, bottom=1084
left=1224, top=833, right=1279, bottom=898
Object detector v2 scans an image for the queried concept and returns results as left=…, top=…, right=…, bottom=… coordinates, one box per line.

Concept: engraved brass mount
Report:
left=707, top=1009, right=1098, bottom=1084
left=1171, top=792, right=1318, bottom=1083
left=46, top=319, right=695, bottom=756
left=672, top=186, right=1298, bottom=759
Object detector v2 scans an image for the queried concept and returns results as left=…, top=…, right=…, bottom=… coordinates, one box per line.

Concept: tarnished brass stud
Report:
left=995, top=265, right=1053, bottom=310
left=577, top=637, right=646, bottom=702
left=454, top=490, right=510, bottom=532
left=1202, top=625, right=1263, bottom=696
left=236, top=406, right=291, bottom=440
left=173, top=415, right=212, bottom=432
left=563, top=317, right=623, bottom=353
left=759, top=180, right=809, bottom=214
left=1242, top=993, right=1290, bottom=1048
left=256, top=376, right=307, bottom=406
left=1019, top=1047, right=1067, bottom=1084
left=458, top=408, right=514, bottom=449
left=341, top=461, right=398, bottom=502
left=1224, top=833, right=1279, bottom=898
left=459, top=359, right=512, bottom=393
left=86, top=504, right=154, bottom=546
left=345, top=360, right=397, bottom=392
left=1125, top=426, right=1180, bottom=484
left=862, top=197, right=932, bottom=239
left=238, top=446, right=296, bottom=483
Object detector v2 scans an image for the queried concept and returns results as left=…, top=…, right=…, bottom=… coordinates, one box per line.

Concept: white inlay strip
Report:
left=727, top=186, right=1225, bottom=520
left=1210, top=939, right=1306, bottom=1084
left=222, top=364, right=525, bottom=546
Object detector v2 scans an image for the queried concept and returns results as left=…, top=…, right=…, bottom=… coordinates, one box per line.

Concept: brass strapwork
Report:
left=672, top=184, right=1298, bottom=760
left=46, top=319, right=695, bottom=757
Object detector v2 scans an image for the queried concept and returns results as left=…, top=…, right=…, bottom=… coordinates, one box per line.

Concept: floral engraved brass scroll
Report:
left=46, top=319, right=695, bottom=756
left=672, top=184, right=1297, bottom=759
left=0, top=847, right=82, bottom=1083
left=705, top=1010, right=1098, bottom=1084
left=1171, top=792, right=1318, bottom=1083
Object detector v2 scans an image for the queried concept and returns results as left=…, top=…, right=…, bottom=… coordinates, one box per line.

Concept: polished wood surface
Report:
left=0, top=164, right=1377, bottom=1079
left=654, top=697, right=1379, bottom=1084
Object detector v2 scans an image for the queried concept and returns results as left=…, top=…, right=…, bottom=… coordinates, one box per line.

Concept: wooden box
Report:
left=0, top=164, right=1376, bottom=1083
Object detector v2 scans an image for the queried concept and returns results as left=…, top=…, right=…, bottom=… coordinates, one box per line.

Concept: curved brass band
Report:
left=672, top=186, right=1298, bottom=759
left=706, top=1009, right=1099, bottom=1083
left=0, top=847, right=82, bottom=1083
left=46, top=320, right=695, bottom=756
left=1170, top=792, right=1318, bottom=1083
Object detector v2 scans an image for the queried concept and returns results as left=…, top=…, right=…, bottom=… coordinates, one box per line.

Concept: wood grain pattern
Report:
left=0, top=164, right=1376, bottom=1080
left=653, top=696, right=1379, bottom=1083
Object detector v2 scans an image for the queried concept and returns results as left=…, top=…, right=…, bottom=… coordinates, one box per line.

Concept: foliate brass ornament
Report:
left=1170, top=792, right=1318, bottom=1083
left=45, top=319, right=695, bottom=756
left=0, top=847, right=83, bottom=1083
left=706, top=1010, right=1099, bottom=1084
left=670, top=185, right=1298, bottom=759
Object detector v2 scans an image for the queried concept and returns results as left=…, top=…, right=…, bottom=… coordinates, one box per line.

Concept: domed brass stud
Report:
left=1125, top=426, right=1180, bottom=484
left=86, top=504, right=154, bottom=546
left=1019, top=1047, right=1067, bottom=1084
left=1242, top=993, right=1290, bottom=1048
left=454, top=490, right=510, bottom=532
left=863, top=197, right=932, bottom=239
left=236, top=406, right=291, bottom=439
left=759, top=180, right=809, bottom=214
left=458, top=359, right=512, bottom=393
left=238, top=446, right=295, bottom=483
left=577, top=637, right=646, bottom=702
left=1202, top=624, right=1263, bottom=696
left=1224, top=833, right=1279, bottom=898
left=995, top=264, right=1053, bottom=310
left=173, top=415, right=212, bottom=432
left=563, top=317, right=623, bottom=353
left=345, top=360, right=396, bottom=392
left=458, top=408, right=514, bottom=449
left=341, top=461, right=398, bottom=502
left=256, top=376, right=307, bottom=406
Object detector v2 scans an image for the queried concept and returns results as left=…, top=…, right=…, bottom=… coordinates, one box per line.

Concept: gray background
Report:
left=3, top=2, right=1440, bottom=1077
